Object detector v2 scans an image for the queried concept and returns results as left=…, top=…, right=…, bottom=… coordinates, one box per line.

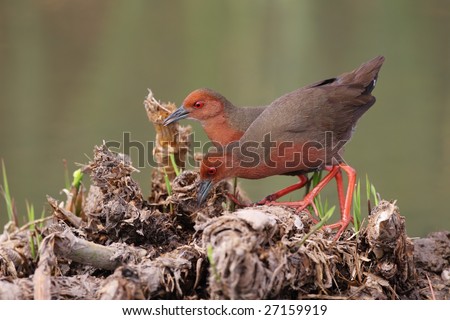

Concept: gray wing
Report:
left=241, top=85, right=373, bottom=146
left=241, top=56, right=383, bottom=145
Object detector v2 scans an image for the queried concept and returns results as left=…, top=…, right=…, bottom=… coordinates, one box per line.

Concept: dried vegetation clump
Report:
left=0, top=92, right=448, bottom=300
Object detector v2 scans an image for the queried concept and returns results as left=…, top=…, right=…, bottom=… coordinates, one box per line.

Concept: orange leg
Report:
left=227, top=164, right=357, bottom=241
left=321, top=166, right=345, bottom=215
left=269, top=166, right=340, bottom=212
left=227, top=175, right=310, bottom=208
left=225, top=191, right=247, bottom=207
left=269, top=164, right=356, bottom=240
left=324, top=164, right=356, bottom=240
left=256, top=175, right=308, bottom=205
left=334, top=168, right=345, bottom=215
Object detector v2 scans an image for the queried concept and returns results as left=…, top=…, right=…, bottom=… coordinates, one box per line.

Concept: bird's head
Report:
left=163, top=88, right=229, bottom=125
left=197, top=151, right=234, bottom=206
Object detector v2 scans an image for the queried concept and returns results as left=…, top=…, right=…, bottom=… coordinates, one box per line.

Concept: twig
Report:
left=425, top=273, right=436, bottom=300
left=11, top=216, right=54, bottom=235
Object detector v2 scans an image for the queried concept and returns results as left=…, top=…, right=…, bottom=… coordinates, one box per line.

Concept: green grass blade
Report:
left=163, top=169, right=172, bottom=196
left=312, top=171, right=322, bottom=187
left=313, top=195, right=322, bottom=219
left=352, top=179, right=361, bottom=232
left=1, top=159, right=14, bottom=222
left=26, top=200, right=35, bottom=228
left=71, top=169, right=84, bottom=190
left=365, top=174, right=371, bottom=204
left=207, top=244, right=220, bottom=282
left=311, top=171, right=326, bottom=218
left=306, top=171, right=320, bottom=195
left=228, top=177, right=238, bottom=212
left=163, top=168, right=173, bottom=213
left=371, top=184, right=379, bottom=206
left=26, top=200, right=37, bottom=260
left=39, top=207, right=46, bottom=229
left=365, top=174, right=372, bottom=213
left=29, top=235, right=36, bottom=260
left=35, top=207, right=46, bottom=253
left=169, top=153, right=180, bottom=176
left=298, top=205, right=335, bottom=246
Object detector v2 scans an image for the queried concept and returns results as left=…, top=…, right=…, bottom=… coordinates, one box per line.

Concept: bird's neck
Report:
left=202, top=103, right=245, bottom=145
left=202, top=116, right=244, bottom=146
left=226, top=104, right=267, bottom=133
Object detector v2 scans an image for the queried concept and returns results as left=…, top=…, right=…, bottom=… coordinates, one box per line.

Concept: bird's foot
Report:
left=295, top=200, right=320, bottom=224
left=254, top=175, right=309, bottom=206
left=225, top=192, right=250, bottom=207
left=263, top=199, right=319, bottom=223
left=323, top=217, right=353, bottom=241
left=254, top=194, right=279, bottom=206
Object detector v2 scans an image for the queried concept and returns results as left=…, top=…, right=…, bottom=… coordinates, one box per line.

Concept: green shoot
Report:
left=302, top=172, right=380, bottom=239
left=305, top=171, right=321, bottom=195
left=365, top=174, right=379, bottom=212
left=1, top=159, right=15, bottom=222
left=39, top=207, right=46, bottom=229
left=352, top=179, right=361, bottom=232
left=26, top=200, right=35, bottom=224
left=221, top=201, right=227, bottom=211
left=310, top=171, right=329, bottom=219
left=163, top=169, right=172, bottom=196
left=310, top=171, right=322, bottom=190
left=71, top=169, right=84, bottom=190
left=207, top=244, right=221, bottom=282
left=298, top=205, right=335, bottom=246
left=29, top=238, right=37, bottom=261
left=26, top=201, right=38, bottom=260
left=366, top=174, right=371, bottom=213
left=36, top=207, right=45, bottom=249
left=169, top=153, right=181, bottom=176
left=323, top=198, right=329, bottom=217
left=314, top=194, right=332, bottom=220
left=228, top=177, right=238, bottom=212
left=371, top=184, right=379, bottom=206
left=365, top=174, right=371, bottom=206
left=163, top=168, right=173, bottom=213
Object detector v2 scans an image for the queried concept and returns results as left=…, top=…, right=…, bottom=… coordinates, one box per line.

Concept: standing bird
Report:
left=163, top=60, right=380, bottom=201
left=197, top=56, right=385, bottom=239
left=164, top=90, right=308, bottom=204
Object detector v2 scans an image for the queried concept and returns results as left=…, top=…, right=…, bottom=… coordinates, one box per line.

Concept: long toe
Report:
left=225, top=192, right=250, bottom=207
left=255, top=194, right=277, bottom=205
left=324, top=219, right=352, bottom=241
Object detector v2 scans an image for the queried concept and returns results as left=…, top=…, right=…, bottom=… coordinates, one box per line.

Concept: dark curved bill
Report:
left=197, top=179, right=213, bottom=207
left=163, top=106, right=190, bottom=126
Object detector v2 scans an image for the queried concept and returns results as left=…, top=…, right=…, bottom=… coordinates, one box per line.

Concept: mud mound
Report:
left=1, top=144, right=448, bottom=300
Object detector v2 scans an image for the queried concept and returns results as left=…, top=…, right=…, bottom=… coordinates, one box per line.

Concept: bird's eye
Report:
left=194, top=101, right=204, bottom=109
left=207, top=167, right=217, bottom=175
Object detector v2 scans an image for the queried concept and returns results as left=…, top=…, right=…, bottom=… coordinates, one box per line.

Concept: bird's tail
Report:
left=339, top=56, right=385, bottom=94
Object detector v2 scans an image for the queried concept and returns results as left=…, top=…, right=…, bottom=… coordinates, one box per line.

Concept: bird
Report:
left=163, top=88, right=266, bottom=145
left=163, top=60, right=381, bottom=202
left=196, top=56, right=385, bottom=239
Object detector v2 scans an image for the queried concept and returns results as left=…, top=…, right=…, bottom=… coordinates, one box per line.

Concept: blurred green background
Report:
left=0, top=0, right=449, bottom=236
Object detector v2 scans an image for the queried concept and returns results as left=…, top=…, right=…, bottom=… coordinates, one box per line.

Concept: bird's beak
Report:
left=163, top=106, right=190, bottom=126
left=197, top=179, right=213, bottom=207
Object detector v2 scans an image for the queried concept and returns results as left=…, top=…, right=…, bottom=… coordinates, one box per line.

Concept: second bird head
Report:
left=163, top=88, right=229, bottom=126
left=197, top=151, right=235, bottom=206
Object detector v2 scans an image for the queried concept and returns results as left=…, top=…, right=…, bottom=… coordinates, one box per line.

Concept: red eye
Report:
left=207, top=167, right=217, bottom=175
left=194, top=101, right=204, bottom=109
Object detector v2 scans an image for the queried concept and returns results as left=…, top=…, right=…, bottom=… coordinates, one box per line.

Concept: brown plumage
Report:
left=163, top=88, right=266, bottom=145
left=165, top=57, right=382, bottom=149
left=198, top=56, right=385, bottom=239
